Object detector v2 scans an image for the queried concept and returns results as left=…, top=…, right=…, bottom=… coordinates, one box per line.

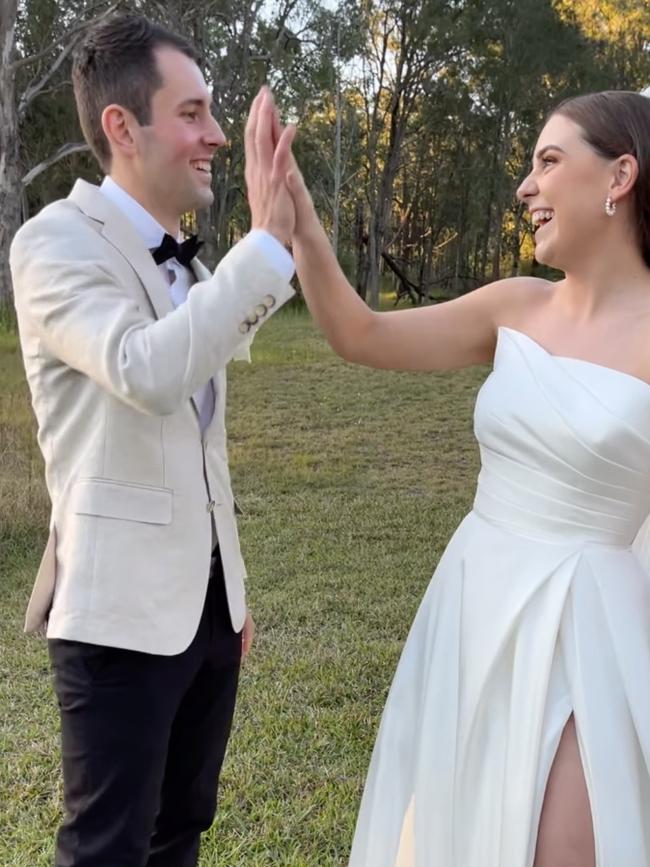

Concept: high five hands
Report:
left=245, top=87, right=296, bottom=246
left=245, top=86, right=317, bottom=247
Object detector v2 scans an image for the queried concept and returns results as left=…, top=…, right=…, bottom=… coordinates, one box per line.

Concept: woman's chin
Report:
left=533, top=240, right=560, bottom=270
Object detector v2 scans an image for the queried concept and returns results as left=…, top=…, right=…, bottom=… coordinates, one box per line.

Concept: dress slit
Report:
left=530, top=711, right=597, bottom=867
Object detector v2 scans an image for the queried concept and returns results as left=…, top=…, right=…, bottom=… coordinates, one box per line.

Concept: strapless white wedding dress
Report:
left=349, top=327, right=650, bottom=867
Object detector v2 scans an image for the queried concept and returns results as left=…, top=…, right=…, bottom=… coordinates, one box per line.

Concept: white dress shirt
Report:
left=100, top=176, right=294, bottom=432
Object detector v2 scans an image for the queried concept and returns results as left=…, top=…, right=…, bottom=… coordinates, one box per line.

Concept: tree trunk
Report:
left=489, top=114, right=512, bottom=283
left=491, top=206, right=503, bottom=282
left=354, top=199, right=368, bottom=300
left=367, top=211, right=382, bottom=309
left=212, top=150, right=234, bottom=262
left=0, top=0, right=21, bottom=306
left=331, top=80, right=342, bottom=255
left=196, top=203, right=217, bottom=269
left=331, top=23, right=343, bottom=256
left=510, top=208, right=524, bottom=276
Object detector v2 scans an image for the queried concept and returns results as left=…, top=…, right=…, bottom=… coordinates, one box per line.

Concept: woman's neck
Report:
left=557, top=249, right=650, bottom=322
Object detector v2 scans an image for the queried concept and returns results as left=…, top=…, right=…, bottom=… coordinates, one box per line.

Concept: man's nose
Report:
left=205, top=115, right=227, bottom=149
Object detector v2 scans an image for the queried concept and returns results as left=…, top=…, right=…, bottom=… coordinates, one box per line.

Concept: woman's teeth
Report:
left=532, top=209, right=554, bottom=230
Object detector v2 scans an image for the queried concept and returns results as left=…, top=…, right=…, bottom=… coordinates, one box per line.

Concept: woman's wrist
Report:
left=293, top=213, right=328, bottom=249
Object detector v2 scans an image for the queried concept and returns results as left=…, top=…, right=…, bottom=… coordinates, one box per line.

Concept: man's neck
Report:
left=107, top=171, right=180, bottom=237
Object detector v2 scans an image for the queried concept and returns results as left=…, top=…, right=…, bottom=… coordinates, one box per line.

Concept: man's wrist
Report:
left=252, top=221, right=291, bottom=248
left=247, top=229, right=294, bottom=282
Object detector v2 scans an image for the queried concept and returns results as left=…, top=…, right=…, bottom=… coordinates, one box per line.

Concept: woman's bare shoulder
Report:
left=483, top=275, right=556, bottom=299
left=477, top=276, right=558, bottom=324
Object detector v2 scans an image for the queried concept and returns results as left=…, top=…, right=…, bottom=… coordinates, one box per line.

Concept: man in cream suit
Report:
left=10, top=14, right=296, bottom=866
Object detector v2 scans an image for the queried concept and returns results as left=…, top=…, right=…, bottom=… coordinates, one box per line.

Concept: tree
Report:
left=0, top=0, right=118, bottom=305
left=353, top=0, right=464, bottom=307
left=0, top=0, right=24, bottom=306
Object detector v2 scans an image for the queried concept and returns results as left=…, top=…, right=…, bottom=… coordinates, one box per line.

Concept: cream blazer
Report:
left=10, top=179, right=294, bottom=654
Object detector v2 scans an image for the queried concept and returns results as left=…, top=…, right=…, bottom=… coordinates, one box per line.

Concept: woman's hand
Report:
left=262, top=96, right=320, bottom=246
left=287, top=160, right=320, bottom=244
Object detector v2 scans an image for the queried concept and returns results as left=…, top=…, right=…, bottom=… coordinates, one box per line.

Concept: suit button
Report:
left=207, top=500, right=216, bottom=513
left=255, top=303, right=268, bottom=317
left=263, top=294, right=276, bottom=308
left=246, top=312, right=259, bottom=325
left=238, top=322, right=251, bottom=334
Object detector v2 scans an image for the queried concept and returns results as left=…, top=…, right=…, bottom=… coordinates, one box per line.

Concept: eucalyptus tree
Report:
left=0, top=0, right=22, bottom=305
left=0, top=0, right=119, bottom=305
left=268, top=0, right=365, bottom=263
left=352, top=0, right=464, bottom=308
left=368, top=0, right=624, bottom=304
left=554, top=0, right=650, bottom=89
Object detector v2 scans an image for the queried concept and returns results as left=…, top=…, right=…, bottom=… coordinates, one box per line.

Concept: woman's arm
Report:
left=287, top=167, right=544, bottom=372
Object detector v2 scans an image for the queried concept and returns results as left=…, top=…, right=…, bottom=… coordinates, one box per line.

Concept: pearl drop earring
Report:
left=605, top=195, right=617, bottom=217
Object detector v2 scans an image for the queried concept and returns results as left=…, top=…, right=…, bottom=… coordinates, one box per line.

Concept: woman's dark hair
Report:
left=72, top=15, right=200, bottom=171
left=552, top=91, right=650, bottom=268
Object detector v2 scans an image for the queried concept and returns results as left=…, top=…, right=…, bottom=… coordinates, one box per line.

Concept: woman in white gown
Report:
left=284, top=90, right=650, bottom=866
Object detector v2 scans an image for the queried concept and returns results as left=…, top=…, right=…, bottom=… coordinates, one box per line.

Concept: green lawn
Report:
left=0, top=308, right=487, bottom=866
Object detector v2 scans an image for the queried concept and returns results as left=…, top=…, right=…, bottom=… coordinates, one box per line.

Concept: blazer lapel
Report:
left=68, top=179, right=174, bottom=321
left=189, top=257, right=220, bottom=430
left=190, top=257, right=211, bottom=284
left=69, top=181, right=204, bottom=426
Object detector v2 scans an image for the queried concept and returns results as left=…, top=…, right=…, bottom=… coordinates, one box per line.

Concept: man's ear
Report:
left=101, top=104, right=138, bottom=161
left=610, top=153, right=639, bottom=201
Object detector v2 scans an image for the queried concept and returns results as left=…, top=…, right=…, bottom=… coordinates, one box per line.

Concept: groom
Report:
left=10, top=14, right=296, bottom=867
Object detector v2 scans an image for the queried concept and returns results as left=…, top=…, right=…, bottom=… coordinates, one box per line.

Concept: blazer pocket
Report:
left=70, top=478, right=173, bottom=525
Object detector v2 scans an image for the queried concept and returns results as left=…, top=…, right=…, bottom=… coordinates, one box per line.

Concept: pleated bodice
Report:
left=474, top=327, right=650, bottom=548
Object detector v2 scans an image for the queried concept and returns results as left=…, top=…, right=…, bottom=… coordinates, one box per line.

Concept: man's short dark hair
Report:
left=72, top=15, right=200, bottom=171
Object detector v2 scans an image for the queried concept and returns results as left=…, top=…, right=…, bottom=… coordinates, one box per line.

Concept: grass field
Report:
left=0, top=307, right=487, bottom=866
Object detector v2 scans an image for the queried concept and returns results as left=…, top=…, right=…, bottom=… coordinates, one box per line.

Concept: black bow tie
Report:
left=151, top=233, right=203, bottom=267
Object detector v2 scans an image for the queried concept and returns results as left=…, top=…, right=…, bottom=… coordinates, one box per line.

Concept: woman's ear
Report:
left=609, top=153, right=639, bottom=201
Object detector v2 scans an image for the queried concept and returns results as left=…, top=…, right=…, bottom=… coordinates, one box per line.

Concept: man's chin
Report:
left=182, top=187, right=214, bottom=215
left=195, top=185, right=214, bottom=208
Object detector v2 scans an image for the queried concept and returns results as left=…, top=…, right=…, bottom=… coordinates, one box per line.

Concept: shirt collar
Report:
left=100, top=176, right=178, bottom=250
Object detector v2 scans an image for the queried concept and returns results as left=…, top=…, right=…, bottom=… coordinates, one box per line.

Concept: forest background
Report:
left=2, top=0, right=650, bottom=315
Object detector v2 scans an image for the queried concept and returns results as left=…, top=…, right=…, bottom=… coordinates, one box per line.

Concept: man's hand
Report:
left=242, top=608, right=255, bottom=658
left=245, top=87, right=296, bottom=247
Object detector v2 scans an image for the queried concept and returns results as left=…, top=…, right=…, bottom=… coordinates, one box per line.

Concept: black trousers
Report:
left=48, top=549, right=241, bottom=867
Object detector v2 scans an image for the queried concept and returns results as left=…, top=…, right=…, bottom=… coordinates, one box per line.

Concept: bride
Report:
left=281, top=90, right=650, bottom=866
